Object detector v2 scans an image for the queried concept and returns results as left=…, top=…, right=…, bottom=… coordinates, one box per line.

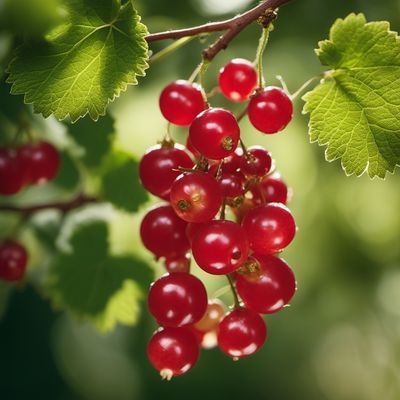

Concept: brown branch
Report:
left=145, top=0, right=293, bottom=61
left=0, top=193, right=97, bottom=217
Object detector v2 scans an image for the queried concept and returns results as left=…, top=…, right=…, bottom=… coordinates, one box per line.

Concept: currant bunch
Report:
left=0, top=140, right=60, bottom=196
left=140, top=57, right=297, bottom=379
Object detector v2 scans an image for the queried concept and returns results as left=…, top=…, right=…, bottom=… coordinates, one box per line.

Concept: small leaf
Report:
left=7, top=0, right=149, bottom=122
left=47, top=217, right=153, bottom=332
left=101, top=151, right=148, bottom=213
left=303, top=13, right=400, bottom=178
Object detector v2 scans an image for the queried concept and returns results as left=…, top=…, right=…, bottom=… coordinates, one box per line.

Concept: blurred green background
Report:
left=1, top=0, right=400, bottom=399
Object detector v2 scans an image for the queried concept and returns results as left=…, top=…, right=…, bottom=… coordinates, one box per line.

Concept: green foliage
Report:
left=303, top=13, right=400, bottom=178
left=7, top=0, right=149, bottom=122
left=52, top=151, right=80, bottom=190
left=47, top=215, right=153, bottom=332
left=101, top=151, right=148, bottom=213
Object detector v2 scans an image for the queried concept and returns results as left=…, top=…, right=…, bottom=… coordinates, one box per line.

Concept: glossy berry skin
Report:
left=189, top=108, right=240, bottom=160
left=222, top=147, right=243, bottom=173
left=140, top=205, right=190, bottom=258
left=0, top=148, right=27, bottom=195
left=186, top=136, right=200, bottom=159
left=20, top=141, right=60, bottom=184
left=0, top=240, right=28, bottom=282
left=170, top=173, right=222, bottom=223
left=236, top=255, right=296, bottom=314
left=248, top=87, right=293, bottom=134
left=148, top=272, right=208, bottom=327
left=252, top=173, right=288, bottom=205
left=147, top=327, right=199, bottom=378
left=240, top=146, right=272, bottom=178
left=242, top=203, right=296, bottom=254
left=139, top=143, right=194, bottom=200
left=218, top=172, right=244, bottom=198
left=194, top=299, right=225, bottom=332
left=159, top=80, right=206, bottom=126
left=218, top=58, right=258, bottom=102
left=191, top=220, right=249, bottom=275
left=217, top=308, right=267, bottom=358
left=164, top=254, right=190, bottom=273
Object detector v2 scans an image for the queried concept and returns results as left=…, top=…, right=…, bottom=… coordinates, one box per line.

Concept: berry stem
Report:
left=289, top=72, right=327, bottom=100
left=227, top=274, right=241, bottom=309
left=254, top=23, right=274, bottom=88
left=149, top=36, right=199, bottom=65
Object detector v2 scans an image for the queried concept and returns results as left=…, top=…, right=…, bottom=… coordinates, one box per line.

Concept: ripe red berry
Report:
left=159, top=80, right=206, bottom=126
left=139, top=143, right=194, bottom=200
left=251, top=173, right=289, bottom=205
left=217, top=171, right=244, bottom=198
left=217, top=308, right=267, bottom=358
left=170, top=173, right=222, bottom=223
left=164, top=254, right=190, bottom=273
left=148, top=327, right=199, bottom=379
left=0, top=148, right=27, bottom=195
left=191, top=220, right=249, bottom=275
left=218, top=58, right=258, bottom=102
left=140, top=205, right=190, bottom=258
left=20, top=141, right=60, bottom=184
left=148, top=272, right=207, bottom=327
left=222, top=147, right=244, bottom=173
left=189, top=108, right=240, bottom=160
left=186, top=135, right=200, bottom=159
left=236, top=255, right=296, bottom=314
left=0, top=240, right=28, bottom=282
left=194, top=299, right=225, bottom=332
left=240, top=146, right=272, bottom=177
left=241, top=203, right=296, bottom=254
left=248, top=87, right=293, bottom=134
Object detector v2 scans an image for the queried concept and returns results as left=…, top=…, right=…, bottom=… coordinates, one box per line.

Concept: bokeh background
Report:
left=1, top=0, right=400, bottom=399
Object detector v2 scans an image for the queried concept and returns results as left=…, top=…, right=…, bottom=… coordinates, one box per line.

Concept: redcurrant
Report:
left=194, top=299, right=225, bottom=332
left=0, top=148, right=27, bottom=195
left=164, top=254, right=190, bottom=273
left=218, top=171, right=244, bottom=198
left=251, top=172, right=289, bottom=204
left=0, top=240, right=28, bottom=282
left=240, top=146, right=272, bottom=177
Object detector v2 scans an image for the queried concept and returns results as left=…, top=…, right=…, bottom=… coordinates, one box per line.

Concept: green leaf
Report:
left=66, top=114, right=115, bottom=168
left=303, top=13, right=400, bottom=178
left=101, top=151, right=148, bottom=213
left=52, top=151, right=80, bottom=190
left=47, top=217, right=153, bottom=332
left=7, top=0, right=149, bottom=122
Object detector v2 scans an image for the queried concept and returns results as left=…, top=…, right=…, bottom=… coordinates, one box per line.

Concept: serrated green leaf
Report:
left=101, top=151, right=148, bottom=212
left=47, top=218, right=153, bottom=332
left=303, top=13, right=400, bottom=178
left=7, top=0, right=149, bottom=122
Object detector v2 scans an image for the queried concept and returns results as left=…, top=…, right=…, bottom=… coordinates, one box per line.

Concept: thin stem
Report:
left=227, top=274, right=241, bottom=309
left=276, top=75, right=290, bottom=93
left=236, top=106, right=248, bottom=123
left=149, top=36, right=198, bottom=65
left=255, top=26, right=273, bottom=87
left=219, top=198, right=226, bottom=220
left=290, top=73, right=325, bottom=100
left=239, top=138, right=249, bottom=157
left=188, top=62, right=202, bottom=83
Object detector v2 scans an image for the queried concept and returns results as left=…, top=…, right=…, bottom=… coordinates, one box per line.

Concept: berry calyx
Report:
left=170, top=173, right=222, bottom=223
left=148, top=272, right=208, bottom=327
left=240, top=146, right=272, bottom=178
left=0, top=148, right=27, bottom=195
left=0, top=240, right=28, bottom=282
left=241, top=203, right=296, bottom=254
left=189, top=108, right=240, bottom=160
left=159, top=80, right=206, bottom=126
left=148, top=327, right=199, bottom=379
left=217, top=308, right=267, bottom=358
left=218, top=58, right=258, bottom=102
left=194, top=299, right=225, bottom=332
left=248, top=86, right=293, bottom=134
left=139, top=143, right=194, bottom=200
left=236, top=255, right=296, bottom=314
left=191, top=220, right=249, bottom=275
left=140, top=205, right=190, bottom=258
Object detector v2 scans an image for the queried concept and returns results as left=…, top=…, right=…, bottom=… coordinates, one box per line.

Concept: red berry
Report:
left=222, top=147, right=244, bottom=173
left=191, top=220, right=249, bottom=275
left=170, top=173, right=222, bottom=223
left=0, top=240, right=28, bottom=282
left=236, top=255, right=296, bottom=314
left=241, top=203, right=296, bottom=254
left=20, top=141, right=60, bottom=184
left=218, top=171, right=244, bottom=198
left=240, top=146, right=272, bottom=177
left=189, top=108, right=240, bottom=160
left=139, top=143, right=194, bottom=200
left=0, top=148, right=27, bottom=195
left=164, top=254, right=190, bottom=273
left=148, top=272, right=208, bottom=327
left=186, top=135, right=200, bottom=159
left=251, top=173, right=289, bottom=204
left=248, top=87, right=293, bottom=134
left=217, top=308, right=267, bottom=358
left=218, top=59, right=257, bottom=102
left=140, top=205, right=190, bottom=258
left=194, top=299, right=225, bottom=332
left=185, top=222, right=206, bottom=244
left=159, top=80, right=206, bottom=126
left=148, top=327, right=199, bottom=379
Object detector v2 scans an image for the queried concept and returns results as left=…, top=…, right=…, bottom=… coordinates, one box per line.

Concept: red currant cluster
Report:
left=140, top=58, right=296, bottom=379
left=0, top=141, right=60, bottom=196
